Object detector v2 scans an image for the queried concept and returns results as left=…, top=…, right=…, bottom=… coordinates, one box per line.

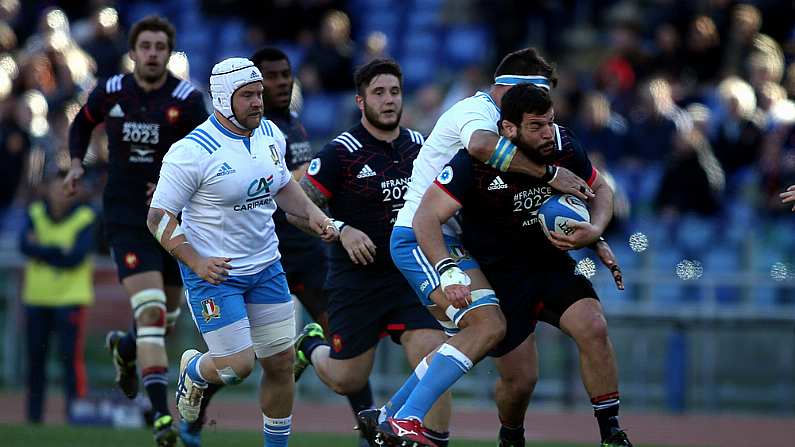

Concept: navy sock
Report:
left=592, top=392, right=621, bottom=441
left=499, top=424, right=525, bottom=443
left=346, top=381, right=374, bottom=418
left=424, top=428, right=450, bottom=447
left=142, top=367, right=169, bottom=418
left=300, top=336, right=327, bottom=363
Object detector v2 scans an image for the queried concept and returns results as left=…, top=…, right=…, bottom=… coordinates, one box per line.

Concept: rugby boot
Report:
left=179, top=418, right=202, bottom=447
left=355, top=408, right=382, bottom=446
left=152, top=414, right=178, bottom=446
left=601, top=429, right=633, bottom=446
left=293, top=322, right=324, bottom=381
left=176, top=349, right=207, bottom=423
left=374, top=417, right=437, bottom=447
left=105, top=330, right=139, bottom=399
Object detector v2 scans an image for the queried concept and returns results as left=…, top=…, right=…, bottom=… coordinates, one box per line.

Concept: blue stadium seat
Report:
left=703, top=248, right=741, bottom=303
left=649, top=247, right=683, bottom=303
left=444, top=26, right=489, bottom=67
left=402, top=31, right=438, bottom=56
left=674, top=215, right=715, bottom=253
left=300, top=94, right=349, bottom=138
left=125, top=3, right=164, bottom=26
left=399, top=55, right=435, bottom=91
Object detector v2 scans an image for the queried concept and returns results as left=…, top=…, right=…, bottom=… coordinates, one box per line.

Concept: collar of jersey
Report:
left=476, top=91, right=500, bottom=112
left=210, top=114, right=250, bottom=140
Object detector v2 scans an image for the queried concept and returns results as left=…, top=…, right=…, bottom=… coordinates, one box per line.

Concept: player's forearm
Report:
left=588, top=177, right=614, bottom=234
left=468, top=130, right=546, bottom=177
left=68, top=108, right=96, bottom=161
left=285, top=213, right=319, bottom=237
left=275, top=179, right=326, bottom=220
left=413, top=208, right=453, bottom=266
left=146, top=207, right=198, bottom=268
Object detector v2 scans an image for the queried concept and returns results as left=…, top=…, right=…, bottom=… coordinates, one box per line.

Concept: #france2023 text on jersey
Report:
left=69, top=73, right=208, bottom=226
left=435, top=125, right=598, bottom=268
left=306, top=123, right=426, bottom=287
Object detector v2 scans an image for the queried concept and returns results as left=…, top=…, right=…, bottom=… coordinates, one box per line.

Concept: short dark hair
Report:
left=128, top=15, right=176, bottom=52
left=500, top=84, right=552, bottom=126
left=250, top=47, right=291, bottom=68
left=353, top=58, right=402, bottom=96
left=494, top=47, right=557, bottom=88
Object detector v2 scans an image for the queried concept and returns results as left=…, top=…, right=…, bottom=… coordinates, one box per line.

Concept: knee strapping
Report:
left=217, top=366, right=244, bottom=385
left=137, top=326, right=166, bottom=346
left=251, top=318, right=295, bottom=358
left=444, top=288, right=499, bottom=327
left=131, top=289, right=167, bottom=320
left=166, top=308, right=181, bottom=328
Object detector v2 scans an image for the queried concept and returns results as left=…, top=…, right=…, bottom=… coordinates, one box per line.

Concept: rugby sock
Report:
left=346, top=380, right=374, bottom=417
left=301, top=337, right=327, bottom=365
left=186, top=352, right=208, bottom=387
left=117, top=331, right=137, bottom=363
left=499, top=424, right=525, bottom=445
left=142, top=366, right=170, bottom=418
left=383, top=357, right=429, bottom=418
left=262, top=414, right=291, bottom=447
left=591, top=392, right=621, bottom=441
left=395, top=344, right=471, bottom=421
left=423, top=428, right=450, bottom=447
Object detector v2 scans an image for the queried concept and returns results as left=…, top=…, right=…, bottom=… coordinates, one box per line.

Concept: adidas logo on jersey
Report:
left=488, top=176, right=508, bottom=190
left=216, top=162, right=236, bottom=177
left=109, top=104, right=124, bottom=118
left=356, top=164, right=376, bottom=179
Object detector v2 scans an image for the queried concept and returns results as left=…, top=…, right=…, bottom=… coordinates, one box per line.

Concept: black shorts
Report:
left=105, top=223, right=182, bottom=287
left=326, top=277, right=442, bottom=360
left=484, top=262, right=599, bottom=357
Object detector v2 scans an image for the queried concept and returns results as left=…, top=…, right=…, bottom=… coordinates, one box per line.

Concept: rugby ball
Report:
left=538, top=194, right=590, bottom=238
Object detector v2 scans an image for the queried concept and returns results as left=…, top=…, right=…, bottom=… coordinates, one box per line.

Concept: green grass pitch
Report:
left=0, top=423, right=685, bottom=446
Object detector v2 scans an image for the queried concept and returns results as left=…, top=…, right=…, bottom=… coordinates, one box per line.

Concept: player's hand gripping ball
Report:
left=538, top=193, right=590, bottom=238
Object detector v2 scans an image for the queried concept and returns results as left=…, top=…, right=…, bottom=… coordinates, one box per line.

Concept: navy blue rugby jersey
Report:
left=69, top=73, right=208, bottom=226
left=435, top=125, right=597, bottom=268
left=267, top=109, right=325, bottom=268
left=306, top=123, right=425, bottom=285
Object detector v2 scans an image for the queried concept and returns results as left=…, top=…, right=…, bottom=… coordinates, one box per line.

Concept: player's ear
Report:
left=500, top=119, right=517, bottom=139
left=355, top=94, right=365, bottom=112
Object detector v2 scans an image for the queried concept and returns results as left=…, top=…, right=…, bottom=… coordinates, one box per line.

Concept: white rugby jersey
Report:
left=395, top=91, right=500, bottom=235
left=151, top=114, right=291, bottom=275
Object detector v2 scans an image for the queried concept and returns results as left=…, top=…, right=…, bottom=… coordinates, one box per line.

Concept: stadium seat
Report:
left=703, top=248, right=741, bottom=304
left=648, top=247, right=684, bottom=304
left=675, top=215, right=715, bottom=253
left=444, top=25, right=489, bottom=67
left=399, top=55, right=436, bottom=91
left=300, top=94, right=350, bottom=138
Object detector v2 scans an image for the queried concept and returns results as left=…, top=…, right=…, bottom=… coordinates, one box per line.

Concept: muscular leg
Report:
left=259, top=347, right=294, bottom=447
left=559, top=298, right=622, bottom=441
left=400, top=328, right=451, bottom=446
left=493, top=334, right=538, bottom=445
left=310, top=346, right=375, bottom=395
left=122, top=272, right=171, bottom=421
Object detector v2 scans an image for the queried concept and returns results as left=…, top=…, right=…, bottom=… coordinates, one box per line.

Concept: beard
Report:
left=364, top=102, right=401, bottom=131
left=514, top=136, right=555, bottom=164
left=136, top=64, right=167, bottom=84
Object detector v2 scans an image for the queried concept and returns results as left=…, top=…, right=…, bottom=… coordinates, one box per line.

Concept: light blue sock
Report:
left=383, top=357, right=429, bottom=418
left=186, top=353, right=208, bottom=386
left=263, top=414, right=291, bottom=447
left=395, top=344, right=472, bottom=421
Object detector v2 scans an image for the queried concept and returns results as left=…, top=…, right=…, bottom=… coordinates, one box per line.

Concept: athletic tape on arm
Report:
left=154, top=212, right=184, bottom=244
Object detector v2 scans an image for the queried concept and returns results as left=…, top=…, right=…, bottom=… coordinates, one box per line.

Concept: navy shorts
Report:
left=484, top=261, right=599, bottom=357
left=105, top=223, right=182, bottom=286
left=326, top=276, right=442, bottom=360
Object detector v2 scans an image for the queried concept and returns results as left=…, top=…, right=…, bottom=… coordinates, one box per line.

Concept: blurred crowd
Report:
left=0, top=0, right=794, bottom=237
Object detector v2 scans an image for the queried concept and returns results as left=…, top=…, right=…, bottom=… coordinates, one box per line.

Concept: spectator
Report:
left=681, top=15, right=722, bottom=87
left=299, top=10, right=354, bottom=93
left=77, top=7, right=126, bottom=79
left=573, top=91, right=629, bottom=165
left=712, top=76, right=764, bottom=178
left=627, top=77, right=689, bottom=164
left=0, top=93, right=33, bottom=216
left=656, top=128, right=724, bottom=217
left=20, top=170, right=96, bottom=424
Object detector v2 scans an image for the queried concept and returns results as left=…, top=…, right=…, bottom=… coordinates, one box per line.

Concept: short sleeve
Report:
left=151, top=142, right=204, bottom=214
left=82, top=85, right=107, bottom=124
left=559, top=127, right=598, bottom=186
left=304, top=143, right=341, bottom=198
left=458, top=103, right=499, bottom=150
left=270, top=124, right=291, bottom=191
left=433, top=149, right=474, bottom=205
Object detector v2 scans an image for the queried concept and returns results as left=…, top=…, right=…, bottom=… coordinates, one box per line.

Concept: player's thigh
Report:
left=243, top=262, right=297, bottom=360
left=106, top=224, right=166, bottom=294
left=537, top=272, right=602, bottom=337
left=325, top=286, right=388, bottom=360
left=182, top=266, right=253, bottom=358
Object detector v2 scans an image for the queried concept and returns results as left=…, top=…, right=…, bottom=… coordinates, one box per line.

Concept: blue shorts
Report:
left=179, top=260, right=292, bottom=334
left=390, top=226, right=480, bottom=306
